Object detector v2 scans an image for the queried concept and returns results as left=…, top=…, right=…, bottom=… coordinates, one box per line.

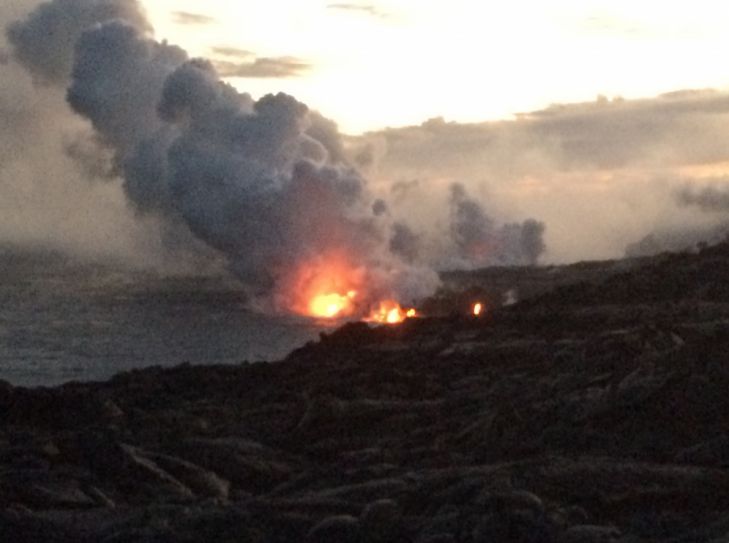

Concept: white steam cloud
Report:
left=2, top=0, right=548, bottom=313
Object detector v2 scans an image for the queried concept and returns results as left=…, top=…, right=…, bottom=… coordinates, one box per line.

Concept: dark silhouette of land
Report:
left=3, top=243, right=729, bottom=542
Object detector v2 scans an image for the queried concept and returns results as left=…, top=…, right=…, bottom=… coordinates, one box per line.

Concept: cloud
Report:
left=353, top=89, right=729, bottom=262
left=171, top=11, right=215, bottom=26
left=6, top=0, right=150, bottom=83
left=0, top=51, right=189, bottom=269
left=15, top=0, right=729, bottom=294
left=676, top=182, right=729, bottom=213
left=327, top=3, right=385, bottom=18
left=0, top=0, right=220, bottom=272
left=4, top=0, right=440, bottom=314
left=210, top=46, right=255, bottom=60
left=209, top=47, right=310, bottom=79
left=581, top=15, right=643, bottom=37
left=212, top=56, right=311, bottom=79
left=448, top=183, right=545, bottom=267
left=368, top=90, right=729, bottom=177
left=625, top=223, right=729, bottom=257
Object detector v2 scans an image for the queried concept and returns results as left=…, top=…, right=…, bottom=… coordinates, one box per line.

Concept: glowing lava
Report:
left=281, top=252, right=416, bottom=323
left=366, top=300, right=418, bottom=324
left=282, top=252, right=366, bottom=320
left=309, top=290, right=357, bottom=319
left=473, top=302, right=483, bottom=316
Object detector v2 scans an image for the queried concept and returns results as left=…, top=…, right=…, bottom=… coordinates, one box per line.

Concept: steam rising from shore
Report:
left=1, top=0, right=547, bottom=311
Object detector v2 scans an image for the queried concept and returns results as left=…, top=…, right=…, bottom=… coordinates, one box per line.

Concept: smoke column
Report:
left=6, top=0, right=442, bottom=313
left=6, top=0, right=548, bottom=314
left=449, top=183, right=545, bottom=267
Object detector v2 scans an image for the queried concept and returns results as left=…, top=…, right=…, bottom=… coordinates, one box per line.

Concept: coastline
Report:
left=3, top=245, right=729, bottom=541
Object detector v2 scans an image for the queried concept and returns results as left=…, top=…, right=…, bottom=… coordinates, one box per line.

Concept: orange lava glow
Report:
left=473, top=302, right=483, bottom=316
left=309, top=290, right=357, bottom=319
left=282, top=253, right=416, bottom=324
left=366, top=300, right=418, bottom=324
left=284, top=253, right=366, bottom=320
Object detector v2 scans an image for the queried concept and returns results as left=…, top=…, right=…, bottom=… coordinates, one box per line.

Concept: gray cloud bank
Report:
left=11, top=0, right=724, bottom=311
left=676, top=183, right=729, bottom=213
left=353, top=90, right=729, bottom=262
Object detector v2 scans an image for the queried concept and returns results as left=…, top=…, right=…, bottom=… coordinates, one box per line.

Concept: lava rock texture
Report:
left=4, top=244, right=729, bottom=541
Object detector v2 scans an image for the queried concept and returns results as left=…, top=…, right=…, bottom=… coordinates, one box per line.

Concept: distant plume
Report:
left=676, top=184, right=729, bottom=213
left=625, top=223, right=729, bottom=257
left=389, top=222, right=421, bottom=263
left=360, top=91, right=729, bottom=263
left=449, top=183, right=545, bottom=267
left=625, top=182, right=729, bottom=256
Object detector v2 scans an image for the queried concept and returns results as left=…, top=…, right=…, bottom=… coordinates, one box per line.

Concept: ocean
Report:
left=0, top=247, right=324, bottom=387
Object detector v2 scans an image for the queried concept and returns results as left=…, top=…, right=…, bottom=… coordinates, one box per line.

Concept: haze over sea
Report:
left=0, top=246, right=323, bottom=388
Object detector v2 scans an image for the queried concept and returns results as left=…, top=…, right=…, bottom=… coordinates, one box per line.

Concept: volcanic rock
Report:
left=306, top=514, right=361, bottom=542
left=4, top=242, right=729, bottom=540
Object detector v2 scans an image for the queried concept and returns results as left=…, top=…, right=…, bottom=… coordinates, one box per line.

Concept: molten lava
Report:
left=282, top=252, right=416, bottom=323
left=283, top=252, right=365, bottom=320
left=366, top=300, right=418, bottom=324
left=473, top=302, right=483, bottom=316
left=309, top=291, right=357, bottom=319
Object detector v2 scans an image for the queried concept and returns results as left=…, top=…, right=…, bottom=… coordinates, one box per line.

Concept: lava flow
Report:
left=281, top=253, right=417, bottom=323
left=365, top=300, right=418, bottom=324
left=473, top=302, right=484, bottom=316
left=309, top=290, right=357, bottom=319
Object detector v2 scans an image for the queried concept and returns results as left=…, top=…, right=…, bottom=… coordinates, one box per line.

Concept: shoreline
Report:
left=3, top=245, right=729, bottom=541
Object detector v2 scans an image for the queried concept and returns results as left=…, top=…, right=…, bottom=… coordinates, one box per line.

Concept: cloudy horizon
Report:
left=1, top=0, right=729, bottom=275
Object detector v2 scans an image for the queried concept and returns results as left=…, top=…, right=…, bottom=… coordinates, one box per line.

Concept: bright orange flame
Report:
left=366, top=300, right=417, bottom=324
left=283, top=252, right=365, bottom=320
left=309, top=290, right=357, bottom=319
left=281, top=252, right=417, bottom=323
left=473, top=302, right=483, bottom=316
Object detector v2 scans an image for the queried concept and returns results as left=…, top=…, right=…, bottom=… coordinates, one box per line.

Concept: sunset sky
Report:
left=142, top=0, right=729, bottom=133
left=4, top=0, right=729, bottom=266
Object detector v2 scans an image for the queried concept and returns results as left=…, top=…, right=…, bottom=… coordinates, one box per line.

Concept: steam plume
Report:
left=6, top=0, right=150, bottom=84
left=449, top=183, right=545, bottom=267
left=6, top=0, right=440, bottom=311
left=6, top=0, right=552, bottom=315
left=676, top=184, right=729, bottom=213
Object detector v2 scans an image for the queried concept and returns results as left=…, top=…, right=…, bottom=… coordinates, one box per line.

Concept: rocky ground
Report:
left=4, top=244, right=729, bottom=542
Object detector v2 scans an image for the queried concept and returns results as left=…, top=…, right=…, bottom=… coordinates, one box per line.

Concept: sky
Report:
left=3, top=0, right=729, bottom=273
left=142, top=0, right=729, bottom=134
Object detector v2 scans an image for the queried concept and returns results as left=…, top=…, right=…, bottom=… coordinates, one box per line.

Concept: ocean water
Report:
left=0, top=248, right=324, bottom=387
